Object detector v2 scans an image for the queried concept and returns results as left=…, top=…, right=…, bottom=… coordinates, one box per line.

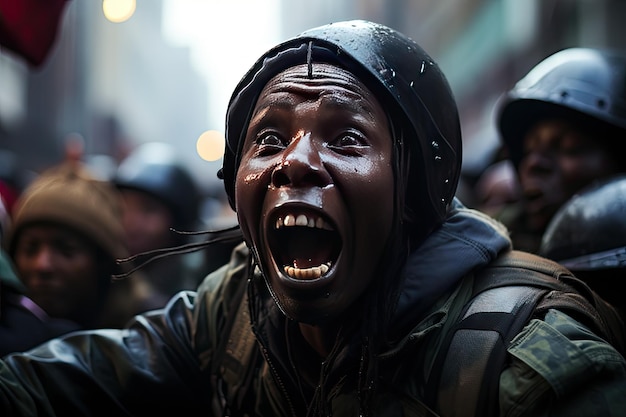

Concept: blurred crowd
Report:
left=0, top=139, right=241, bottom=355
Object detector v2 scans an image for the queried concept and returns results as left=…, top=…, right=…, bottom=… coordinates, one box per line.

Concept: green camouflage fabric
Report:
left=501, top=309, right=626, bottom=416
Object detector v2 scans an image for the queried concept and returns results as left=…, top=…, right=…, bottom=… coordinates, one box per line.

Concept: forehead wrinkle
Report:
left=255, top=79, right=380, bottom=123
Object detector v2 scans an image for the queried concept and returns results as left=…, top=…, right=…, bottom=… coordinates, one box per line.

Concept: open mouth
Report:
left=268, top=211, right=341, bottom=280
left=523, top=188, right=543, bottom=201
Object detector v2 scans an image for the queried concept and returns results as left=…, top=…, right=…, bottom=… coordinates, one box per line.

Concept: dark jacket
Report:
left=0, top=203, right=624, bottom=416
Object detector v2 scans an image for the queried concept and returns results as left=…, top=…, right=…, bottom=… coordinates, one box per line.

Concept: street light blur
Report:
left=196, top=130, right=226, bottom=162
left=102, top=0, right=136, bottom=23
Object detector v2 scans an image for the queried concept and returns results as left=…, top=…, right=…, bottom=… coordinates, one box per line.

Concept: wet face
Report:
left=235, top=63, right=395, bottom=324
left=518, top=118, right=620, bottom=232
left=13, top=223, right=101, bottom=323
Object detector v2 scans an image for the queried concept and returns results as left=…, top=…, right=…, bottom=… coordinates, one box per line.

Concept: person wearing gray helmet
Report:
left=112, top=142, right=208, bottom=311
left=540, top=174, right=626, bottom=327
left=495, top=47, right=626, bottom=253
left=0, top=21, right=624, bottom=417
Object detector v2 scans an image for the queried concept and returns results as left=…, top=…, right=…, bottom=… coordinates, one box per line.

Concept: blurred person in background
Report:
left=3, top=160, right=132, bottom=329
left=471, top=152, right=522, bottom=221
left=0, top=194, right=79, bottom=356
left=539, top=174, right=626, bottom=328
left=495, top=48, right=626, bottom=253
left=113, top=141, right=208, bottom=310
left=1, top=0, right=130, bottom=346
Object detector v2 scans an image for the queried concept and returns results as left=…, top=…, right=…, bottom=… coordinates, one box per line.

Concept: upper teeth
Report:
left=275, top=213, right=333, bottom=230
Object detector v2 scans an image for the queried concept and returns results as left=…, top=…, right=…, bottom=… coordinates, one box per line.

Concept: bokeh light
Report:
left=103, top=0, right=136, bottom=23
left=196, top=130, right=226, bottom=162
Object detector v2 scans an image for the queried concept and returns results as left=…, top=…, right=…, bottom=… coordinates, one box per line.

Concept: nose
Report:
left=519, top=150, right=553, bottom=178
left=32, top=247, right=54, bottom=272
left=271, top=135, right=332, bottom=188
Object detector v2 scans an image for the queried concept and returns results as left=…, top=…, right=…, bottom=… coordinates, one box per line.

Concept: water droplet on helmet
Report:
left=379, top=68, right=396, bottom=84
left=431, top=140, right=439, bottom=149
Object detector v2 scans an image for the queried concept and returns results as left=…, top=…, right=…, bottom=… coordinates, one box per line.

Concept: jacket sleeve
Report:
left=500, top=309, right=626, bottom=417
left=0, top=290, right=213, bottom=416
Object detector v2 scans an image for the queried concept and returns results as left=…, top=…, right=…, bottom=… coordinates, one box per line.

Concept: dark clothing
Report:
left=0, top=250, right=79, bottom=356
left=0, top=202, right=624, bottom=416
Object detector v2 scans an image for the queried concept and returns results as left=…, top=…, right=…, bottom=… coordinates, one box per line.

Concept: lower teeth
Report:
left=284, top=263, right=330, bottom=279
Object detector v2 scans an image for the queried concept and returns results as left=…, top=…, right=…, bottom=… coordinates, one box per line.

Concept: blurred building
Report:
left=1, top=0, right=625, bottom=195
left=0, top=0, right=208, bottom=187
left=280, top=0, right=626, bottom=179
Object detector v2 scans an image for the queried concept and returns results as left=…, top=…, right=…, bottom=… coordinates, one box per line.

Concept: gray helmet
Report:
left=497, top=48, right=626, bottom=169
left=114, top=142, right=200, bottom=228
left=220, top=20, right=462, bottom=228
left=539, top=174, right=626, bottom=270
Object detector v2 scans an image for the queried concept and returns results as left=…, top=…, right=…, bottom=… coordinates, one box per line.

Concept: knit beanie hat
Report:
left=4, top=162, right=127, bottom=262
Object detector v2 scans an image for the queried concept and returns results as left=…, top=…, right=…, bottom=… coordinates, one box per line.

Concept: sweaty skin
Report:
left=518, top=118, right=621, bottom=232
left=235, top=64, right=394, bottom=354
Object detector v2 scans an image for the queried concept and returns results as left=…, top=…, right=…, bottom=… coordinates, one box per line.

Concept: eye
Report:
left=19, top=241, right=40, bottom=257
left=327, top=130, right=368, bottom=155
left=559, top=134, right=596, bottom=157
left=255, top=130, right=285, bottom=156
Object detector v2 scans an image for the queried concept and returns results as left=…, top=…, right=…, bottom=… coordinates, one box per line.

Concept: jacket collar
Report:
left=393, top=199, right=512, bottom=329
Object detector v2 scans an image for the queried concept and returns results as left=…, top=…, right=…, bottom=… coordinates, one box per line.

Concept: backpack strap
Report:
left=426, top=270, right=547, bottom=417
left=210, top=274, right=259, bottom=416
left=425, top=250, right=622, bottom=417
left=481, top=251, right=625, bottom=354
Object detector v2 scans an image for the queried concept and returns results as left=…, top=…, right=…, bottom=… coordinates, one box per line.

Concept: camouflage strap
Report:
left=428, top=282, right=544, bottom=417
left=425, top=250, right=619, bottom=417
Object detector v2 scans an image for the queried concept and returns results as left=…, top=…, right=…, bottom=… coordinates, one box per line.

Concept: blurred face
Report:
left=235, top=63, right=395, bottom=324
left=518, top=119, right=620, bottom=232
left=13, top=224, right=100, bottom=323
left=119, top=189, right=174, bottom=255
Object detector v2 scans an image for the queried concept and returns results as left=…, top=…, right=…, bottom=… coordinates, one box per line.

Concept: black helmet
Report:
left=539, top=174, right=626, bottom=270
left=114, top=142, right=200, bottom=228
left=497, top=48, right=626, bottom=169
left=220, top=20, right=462, bottom=227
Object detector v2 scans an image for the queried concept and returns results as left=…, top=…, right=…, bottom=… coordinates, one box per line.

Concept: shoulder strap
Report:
left=425, top=250, right=622, bottom=417
left=210, top=274, right=259, bottom=416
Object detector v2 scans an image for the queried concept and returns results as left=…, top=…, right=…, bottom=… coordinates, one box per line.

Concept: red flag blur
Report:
left=0, top=0, right=70, bottom=66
